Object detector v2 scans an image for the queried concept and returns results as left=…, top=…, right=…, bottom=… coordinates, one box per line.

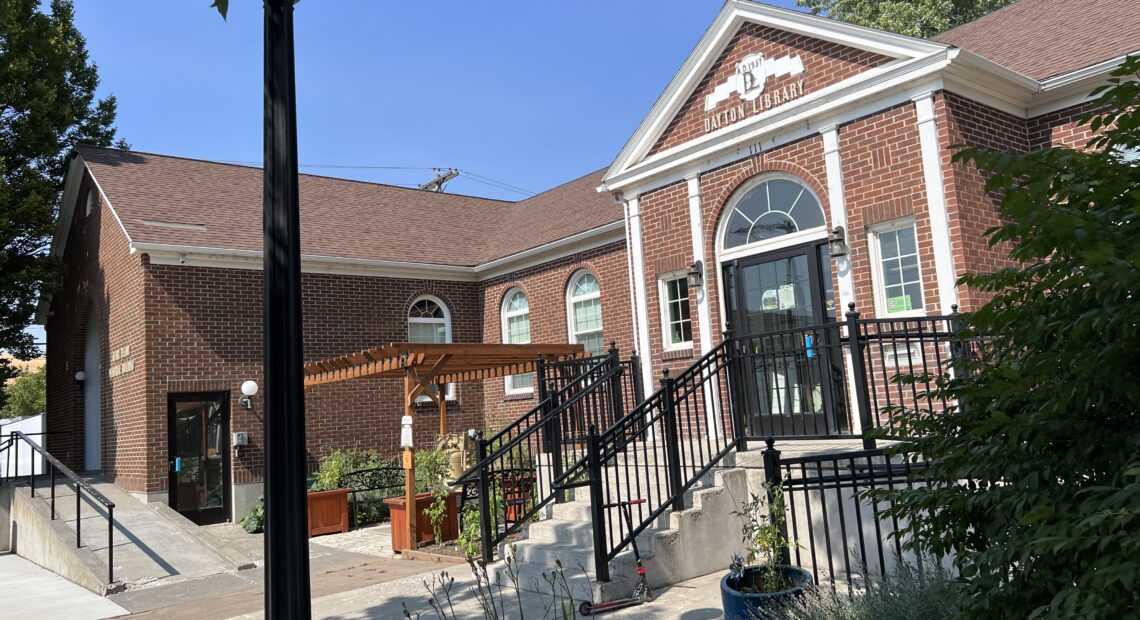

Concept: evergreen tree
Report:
left=0, top=0, right=124, bottom=404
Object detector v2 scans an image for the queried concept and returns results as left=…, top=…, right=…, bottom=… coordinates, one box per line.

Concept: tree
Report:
left=2, top=365, right=46, bottom=418
left=795, top=0, right=1016, bottom=38
left=0, top=0, right=124, bottom=403
left=881, top=57, right=1140, bottom=618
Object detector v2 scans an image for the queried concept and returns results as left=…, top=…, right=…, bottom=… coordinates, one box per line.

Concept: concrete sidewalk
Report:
left=226, top=561, right=726, bottom=619
left=0, top=553, right=128, bottom=619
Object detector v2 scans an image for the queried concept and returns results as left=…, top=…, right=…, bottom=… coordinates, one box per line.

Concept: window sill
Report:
left=414, top=398, right=458, bottom=408
left=662, top=347, right=695, bottom=361
left=503, top=391, right=535, bottom=402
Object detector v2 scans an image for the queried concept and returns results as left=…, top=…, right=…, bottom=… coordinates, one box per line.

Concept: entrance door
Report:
left=168, top=393, right=231, bottom=525
left=725, top=241, right=848, bottom=437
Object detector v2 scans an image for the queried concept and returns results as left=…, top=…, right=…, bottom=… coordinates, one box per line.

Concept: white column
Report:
left=821, top=125, right=863, bottom=435
left=686, top=175, right=721, bottom=438
left=686, top=175, right=715, bottom=354
left=820, top=126, right=855, bottom=312
left=626, top=195, right=656, bottom=400
left=913, top=94, right=960, bottom=313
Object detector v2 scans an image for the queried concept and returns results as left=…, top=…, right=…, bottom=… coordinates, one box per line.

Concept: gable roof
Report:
left=77, top=146, right=619, bottom=268
left=934, top=0, right=1140, bottom=80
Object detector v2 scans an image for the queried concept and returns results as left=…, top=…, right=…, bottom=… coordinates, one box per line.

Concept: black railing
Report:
left=451, top=345, right=643, bottom=563
left=557, top=339, right=742, bottom=581
left=2, top=431, right=117, bottom=585
left=339, top=465, right=405, bottom=530
left=734, top=304, right=970, bottom=448
left=762, top=438, right=939, bottom=595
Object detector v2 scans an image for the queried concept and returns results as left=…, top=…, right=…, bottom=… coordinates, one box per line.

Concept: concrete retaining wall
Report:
left=9, top=487, right=109, bottom=594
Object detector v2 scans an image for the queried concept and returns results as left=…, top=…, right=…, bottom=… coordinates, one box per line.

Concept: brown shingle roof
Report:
left=79, top=147, right=619, bottom=267
left=934, top=0, right=1140, bottom=80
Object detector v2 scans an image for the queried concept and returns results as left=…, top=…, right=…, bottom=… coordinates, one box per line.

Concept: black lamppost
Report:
left=262, top=0, right=311, bottom=617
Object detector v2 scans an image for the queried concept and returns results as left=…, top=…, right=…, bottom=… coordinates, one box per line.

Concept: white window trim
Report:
left=501, top=288, right=533, bottom=395
left=714, top=172, right=829, bottom=262
left=657, top=271, right=694, bottom=352
left=407, top=295, right=455, bottom=401
left=566, top=270, right=604, bottom=356
left=868, top=218, right=928, bottom=319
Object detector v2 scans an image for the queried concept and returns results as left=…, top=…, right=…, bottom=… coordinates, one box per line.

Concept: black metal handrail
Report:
left=3, top=431, right=117, bottom=585
left=470, top=363, right=630, bottom=561
left=556, top=338, right=743, bottom=581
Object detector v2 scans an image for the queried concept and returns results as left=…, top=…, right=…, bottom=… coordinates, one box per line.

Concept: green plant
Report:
left=730, top=485, right=793, bottom=593
left=764, top=559, right=958, bottom=620
left=311, top=447, right=385, bottom=492
left=416, top=448, right=453, bottom=543
left=878, top=56, right=1140, bottom=619
left=456, top=504, right=481, bottom=558
left=240, top=496, right=265, bottom=533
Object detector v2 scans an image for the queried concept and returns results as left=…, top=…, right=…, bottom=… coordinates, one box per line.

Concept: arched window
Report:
left=721, top=177, right=826, bottom=252
left=567, top=271, right=604, bottom=356
left=408, top=296, right=452, bottom=399
left=501, top=288, right=532, bottom=393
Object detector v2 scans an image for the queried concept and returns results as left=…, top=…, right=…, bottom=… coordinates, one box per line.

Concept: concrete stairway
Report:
left=489, top=440, right=749, bottom=604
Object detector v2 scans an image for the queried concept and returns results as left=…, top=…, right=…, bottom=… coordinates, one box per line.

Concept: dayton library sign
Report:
left=703, top=53, right=806, bottom=133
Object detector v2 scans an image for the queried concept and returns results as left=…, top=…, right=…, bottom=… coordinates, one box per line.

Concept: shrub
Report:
left=311, top=447, right=385, bottom=492
left=240, top=496, right=265, bottom=533
left=766, top=560, right=958, bottom=620
left=880, top=56, right=1140, bottom=618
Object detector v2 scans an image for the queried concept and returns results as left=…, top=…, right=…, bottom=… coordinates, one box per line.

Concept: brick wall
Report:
left=45, top=171, right=148, bottom=489
left=478, top=241, right=635, bottom=429
left=937, top=92, right=1029, bottom=311
left=141, top=265, right=486, bottom=492
left=650, top=23, right=892, bottom=155
left=1028, top=100, right=1104, bottom=150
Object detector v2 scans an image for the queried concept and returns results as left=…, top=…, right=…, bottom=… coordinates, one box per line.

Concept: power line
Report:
left=455, top=169, right=536, bottom=196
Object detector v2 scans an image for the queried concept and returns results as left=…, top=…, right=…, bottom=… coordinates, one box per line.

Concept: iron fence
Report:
left=761, top=438, right=941, bottom=595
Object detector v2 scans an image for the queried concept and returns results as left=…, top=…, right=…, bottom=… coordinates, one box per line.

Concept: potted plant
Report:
left=307, top=448, right=383, bottom=537
left=384, top=448, right=460, bottom=551
left=720, top=486, right=812, bottom=619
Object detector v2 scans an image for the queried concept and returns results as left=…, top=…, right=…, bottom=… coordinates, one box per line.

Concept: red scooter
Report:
left=578, top=499, right=653, bottom=616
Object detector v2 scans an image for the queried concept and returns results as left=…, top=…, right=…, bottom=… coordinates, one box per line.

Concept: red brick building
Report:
left=38, top=0, right=1139, bottom=524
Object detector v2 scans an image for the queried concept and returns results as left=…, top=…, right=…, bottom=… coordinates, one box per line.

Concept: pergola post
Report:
left=438, top=379, right=448, bottom=437
left=403, top=370, right=417, bottom=552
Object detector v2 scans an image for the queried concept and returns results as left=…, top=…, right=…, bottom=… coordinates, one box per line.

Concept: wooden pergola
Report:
left=302, top=342, right=585, bottom=551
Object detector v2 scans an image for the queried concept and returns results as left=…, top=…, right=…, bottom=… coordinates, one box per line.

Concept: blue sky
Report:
left=28, top=0, right=803, bottom=348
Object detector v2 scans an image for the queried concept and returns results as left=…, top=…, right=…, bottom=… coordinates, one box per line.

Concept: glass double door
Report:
left=168, top=393, right=231, bottom=525
left=724, top=241, right=849, bottom=437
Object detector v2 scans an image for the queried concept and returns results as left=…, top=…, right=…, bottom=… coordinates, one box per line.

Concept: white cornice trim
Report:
left=130, top=220, right=626, bottom=283
left=602, top=0, right=945, bottom=187
left=604, top=50, right=953, bottom=193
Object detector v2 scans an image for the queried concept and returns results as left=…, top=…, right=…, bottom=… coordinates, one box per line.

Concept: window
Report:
left=721, top=177, right=826, bottom=252
left=567, top=271, right=604, bottom=356
left=408, top=296, right=453, bottom=399
left=501, top=289, right=532, bottom=393
left=870, top=221, right=925, bottom=316
left=659, top=275, right=693, bottom=349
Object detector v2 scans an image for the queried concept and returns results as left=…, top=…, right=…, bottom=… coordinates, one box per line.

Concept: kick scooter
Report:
left=578, top=498, right=653, bottom=616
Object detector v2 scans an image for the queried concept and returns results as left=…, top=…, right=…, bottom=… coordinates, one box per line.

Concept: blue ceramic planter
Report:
left=720, top=565, right=813, bottom=620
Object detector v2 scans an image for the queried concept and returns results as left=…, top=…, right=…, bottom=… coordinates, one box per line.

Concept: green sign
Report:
left=886, top=295, right=913, bottom=314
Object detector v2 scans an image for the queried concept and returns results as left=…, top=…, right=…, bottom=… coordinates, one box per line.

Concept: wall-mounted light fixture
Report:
left=239, top=380, right=259, bottom=409
left=74, top=371, right=86, bottom=383
left=687, top=260, right=704, bottom=289
left=829, top=226, right=849, bottom=258
left=400, top=415, right=414, bottom=449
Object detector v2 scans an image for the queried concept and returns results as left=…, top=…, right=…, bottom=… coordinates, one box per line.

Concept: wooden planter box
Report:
left=383, top=491, right=459, bottom=551
left=307, top=488, right=350, bottom=538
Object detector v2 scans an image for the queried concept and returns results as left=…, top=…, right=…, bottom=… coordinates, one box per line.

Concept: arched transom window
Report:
left=408, top=296, right=452, bottom=399
left=721, top=177, right=826, bottom=251
left=501, top=289, right=532, bottom=393
left=567, top=271, right=604, bottom=356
